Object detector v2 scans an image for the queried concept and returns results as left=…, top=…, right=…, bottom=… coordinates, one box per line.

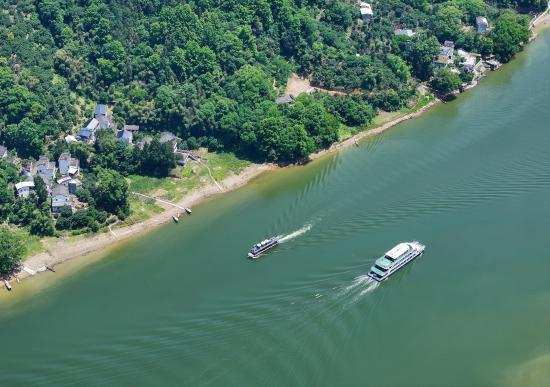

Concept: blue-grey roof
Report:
left=95, top=104, right=107, bottom=116
left=117, top=130, right=133, bottom=141
left=160, top=132, right=177, bottom=143
left=77, top=128, right=92, bottom=139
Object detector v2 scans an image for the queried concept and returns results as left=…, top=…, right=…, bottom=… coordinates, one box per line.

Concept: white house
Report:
left=51, top=184, right=73, bottom=213
left=394, top=29, right=415, bottom=37
left=476, top=16, right=489, bottom=33
left=0, top=146, right=7, bottom=159
left=15, top=181, right=35, bottom=199
left=116, top=129, right=133, bottom=145
left=58, top=152, right=79, bottom=176
left=457, top=49, right=477, bottom=72
left=360, top=2, right=373, bottom=23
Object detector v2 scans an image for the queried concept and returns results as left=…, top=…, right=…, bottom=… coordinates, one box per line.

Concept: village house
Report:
left=394, top=29, right=415, bottom=37
left=457, top=49, right=478, bottom=72
left=476, top=16, right=489, bottom=33
left=94, top=104, right=107, bottom=117
left=359, top=2, right=373, bottom=23
left=116, top=129, right=133, bottom=145
left=94, top=103, right=113, bottom=129
left=20, top=160, right=33, bottom=177
left=15, top=181, right=35, bottom=199
left=58, top=152, right=80, bottom=176
left=68, top=179, right=82, bottom=195
left=434, top=41, right=455, bottom=68
left=123, top=124, right=140, bottom=132
left=0, top=145, right=7, bottom=159
left=275, top=95, right=294, bottom=105
left=160, top=132, right=178, bottom=152
left=36, top=156, right=57, bottom=183
left=51, top=184, right=73, bottom=213
left=77, top=118, right=100, bottom=143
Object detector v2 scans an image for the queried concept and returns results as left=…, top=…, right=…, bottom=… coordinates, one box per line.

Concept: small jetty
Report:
left=4, top=280, right=12, bottom=291
left=185, top=207, right=192, bottom=214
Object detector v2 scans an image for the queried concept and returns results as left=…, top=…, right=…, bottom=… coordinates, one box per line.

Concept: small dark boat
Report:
left=185, top=207, right=192, bottom=214
left=4, top=280, right=12, bottom=291
left=173, top=213, right=180, bottom=223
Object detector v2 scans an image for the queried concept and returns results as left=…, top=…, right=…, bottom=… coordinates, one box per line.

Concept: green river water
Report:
left=1, top=32, right=549, bottom=387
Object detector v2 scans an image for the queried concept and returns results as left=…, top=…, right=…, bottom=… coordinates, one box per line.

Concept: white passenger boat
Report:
left=367, top=241, right=425, bottom=282
left=248, top=236, right=281, bottom=259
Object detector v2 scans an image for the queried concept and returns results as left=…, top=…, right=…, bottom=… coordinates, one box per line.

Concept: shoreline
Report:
left=3, top=19, right=548, bottom=292
left=2, top=98, right=438, bottom=292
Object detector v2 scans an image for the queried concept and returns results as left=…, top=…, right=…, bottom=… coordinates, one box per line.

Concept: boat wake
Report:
left=279, top=223, right=313, bottom=243
left=336, top=274, right=380, bottom=305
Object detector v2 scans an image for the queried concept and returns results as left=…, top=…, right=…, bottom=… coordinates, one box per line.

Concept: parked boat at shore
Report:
left=368, top=241, right=425, bottom=282
left=173, top=213, right=180, bottom=223
left=248, top=236, right=281, bottom=259
left=185, top=207, right=192, bottom=214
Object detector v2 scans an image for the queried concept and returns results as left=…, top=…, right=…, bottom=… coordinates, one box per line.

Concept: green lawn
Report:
left=126, top=151, right=251, bottom=222
left=18, top=229, right=45, bottom=260
left=114, top=197, right=164, bottom=228
left=201, top=151, right=251, bottom=181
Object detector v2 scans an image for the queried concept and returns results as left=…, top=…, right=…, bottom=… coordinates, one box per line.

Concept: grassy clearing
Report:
left=17, top=229, right=45, bottom=260
left=127, top=151, right=250, bottom=205
left=115, top=197, right=164, bottom=228
left=201, top=151, right=251, bottom=181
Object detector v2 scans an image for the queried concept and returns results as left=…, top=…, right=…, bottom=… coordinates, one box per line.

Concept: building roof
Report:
left=476, top=16, right=488, bottom=26
left=440, top=45, right=454, bottom=57
left=275, top=95, right=294, bottom=104
left=37, top=156, right=56, bottom=171
left=0, top=145, right=7, bottom=156
left=394, top=29, right=415, bottom=37
left=97, top=115, right=112, bottom=129
left=15, top=181, right=35, bottom=190
left=68, top=179, right=82, bottom=186
left=360, top=2, right=373, bottom=15
left=57, top=176, right=72, bottom=185
left=117, top=129, right=133, bottom=142
left=160, top=132, right=177, bottom=144
left=443, top=40, right=455, bottom=48
left=59, top=152, right=71, bottom=161
left=65, top=135, right=77, bottom=143
left=84, top=118, right=100, bottom=131
left=123, top=124, right=140, bottom=131
left=94, top=104, right=107, bottom=116
left=77, top=128, right=93, bottom=139
left=458, top=49, right=476, bottom=67
left=52, top=184, right=70, bottom=197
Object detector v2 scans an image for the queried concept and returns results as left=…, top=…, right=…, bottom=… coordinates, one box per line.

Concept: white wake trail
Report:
left=279, top=223, right=313, bottom=243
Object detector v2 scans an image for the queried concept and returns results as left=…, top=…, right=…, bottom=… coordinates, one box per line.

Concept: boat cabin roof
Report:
left=385, top=243, right=410, bottom=259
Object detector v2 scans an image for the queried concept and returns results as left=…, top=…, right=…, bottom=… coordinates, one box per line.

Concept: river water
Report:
left=1, top=32, right=549, bottom=387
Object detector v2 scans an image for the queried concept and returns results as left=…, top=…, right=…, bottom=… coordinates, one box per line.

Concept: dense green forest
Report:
left=0, top=0, right=537, bottom=163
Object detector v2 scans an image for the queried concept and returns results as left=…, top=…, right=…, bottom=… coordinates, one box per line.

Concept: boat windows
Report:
left=384, top=255, right=396, bottom=262
left=374, top=265, right=388, bottom=272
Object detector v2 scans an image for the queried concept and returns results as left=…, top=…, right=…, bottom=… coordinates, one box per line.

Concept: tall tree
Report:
left=0, top=226, right=25, bottom=274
